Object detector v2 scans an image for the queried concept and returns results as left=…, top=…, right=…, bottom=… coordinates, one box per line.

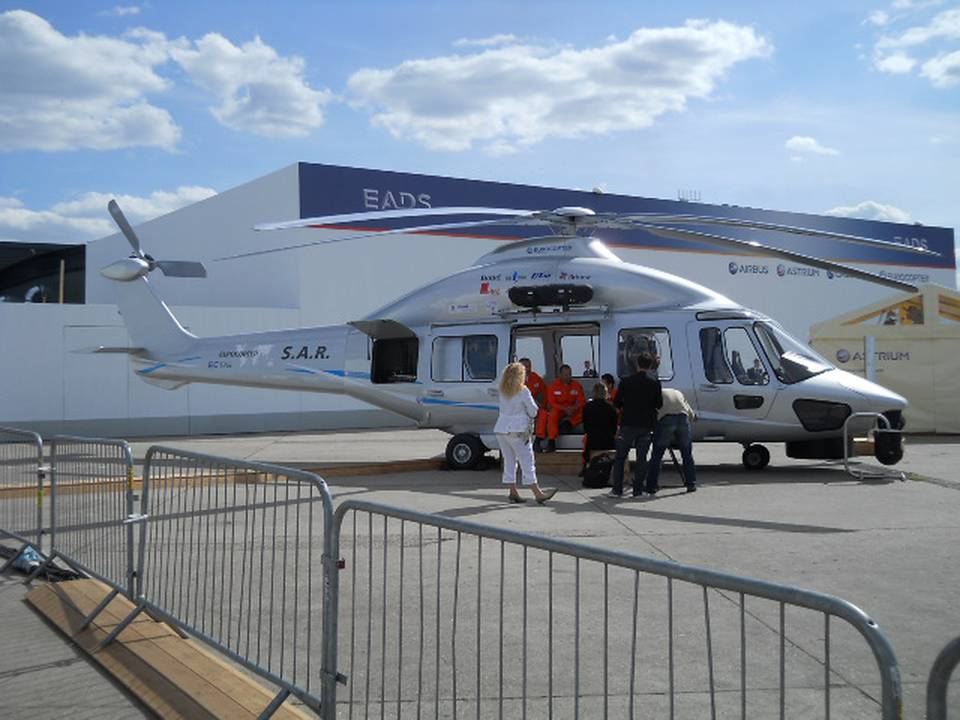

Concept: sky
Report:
left=0, top=1, right=957, bottom=266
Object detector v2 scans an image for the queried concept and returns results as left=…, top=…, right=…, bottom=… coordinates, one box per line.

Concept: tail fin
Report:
left=113, top=277, right=197, bottom=356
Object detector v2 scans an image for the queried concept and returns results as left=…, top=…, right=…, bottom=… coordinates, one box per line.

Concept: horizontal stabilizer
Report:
left=157, top=260, right=207, bottom=278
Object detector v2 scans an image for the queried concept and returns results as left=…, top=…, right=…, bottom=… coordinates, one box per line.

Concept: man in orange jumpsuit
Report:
left=539, top=363, right=585, bottom=452
left=520, top=358, right=547, bottom=451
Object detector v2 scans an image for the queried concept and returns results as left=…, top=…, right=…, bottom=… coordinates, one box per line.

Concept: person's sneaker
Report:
left=533, top=438, right=543, bottom=453
left=685, top=484, right=697, bottom=493
left=605, top=490, right=623, bottom=499
left=645, top=486, right=659, bottom=496
left=544, top=439, right=556, bottom=453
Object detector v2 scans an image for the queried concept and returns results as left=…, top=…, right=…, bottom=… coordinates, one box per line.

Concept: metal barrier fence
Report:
left=927, top=635, right=960, bottom=720
left=333, top=500, right=902, bottom=720
left=111, top=446, right=341, bottom=719
left=0, top=426, right=45, bottom=554
left=43, top=436, right=138, bottom=597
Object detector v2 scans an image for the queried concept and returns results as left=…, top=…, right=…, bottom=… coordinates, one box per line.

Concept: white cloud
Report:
left=870, top=6, right=960, bottom=86
left=868, top=10, right=891, bottom=26
left=0, top=187, right=216, bottom=244
left=824, top=200, right=913, bottom=223
left=875, top=51, right=918, bottom=72
left=101, top=5, right=142, bottom=17
left=348, top=19, right=771, bottom=152
left=0, top=10, right=180, bottom=151
left=0, top=11, right=335, bottom=150
left=891, top=0, right=944, bottom=10
left=876, top=6, right=960, bottom=48
left=454, top=34, right=519, bottom=48
left=170, top=33, right=332, bottom=138
left=921, top=48, right=960, bottom=86
left=784, top=136, right=840, bottom=156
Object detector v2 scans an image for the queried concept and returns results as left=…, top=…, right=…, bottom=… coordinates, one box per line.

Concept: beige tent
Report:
left=810, top=283, right=960, bottom=434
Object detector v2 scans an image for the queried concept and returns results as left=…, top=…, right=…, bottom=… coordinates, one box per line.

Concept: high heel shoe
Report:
left=535, top=488, right=558, bottom=504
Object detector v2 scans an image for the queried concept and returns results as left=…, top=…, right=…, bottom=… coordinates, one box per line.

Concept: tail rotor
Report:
left=101, top=200, right=207, bottom=281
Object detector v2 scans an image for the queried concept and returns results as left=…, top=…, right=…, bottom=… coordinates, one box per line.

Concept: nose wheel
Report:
left=446, top=433, right=486, bottom=470
left=742, top=443, right=770, bottom=471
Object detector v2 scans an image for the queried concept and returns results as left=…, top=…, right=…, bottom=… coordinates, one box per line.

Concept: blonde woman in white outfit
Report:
left=495, top=362, right=558, bottom=504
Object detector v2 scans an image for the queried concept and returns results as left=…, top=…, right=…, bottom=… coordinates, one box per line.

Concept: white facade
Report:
left=0, top=163, right=954, bottom=436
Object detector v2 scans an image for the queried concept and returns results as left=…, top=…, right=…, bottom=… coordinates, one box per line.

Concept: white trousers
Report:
left=498, top=432, right=538, bottom=486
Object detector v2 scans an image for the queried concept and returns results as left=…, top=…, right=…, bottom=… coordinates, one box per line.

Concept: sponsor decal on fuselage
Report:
left=281, top=345, right=329, bottom=360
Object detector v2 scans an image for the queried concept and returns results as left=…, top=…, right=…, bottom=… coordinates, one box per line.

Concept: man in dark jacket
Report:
left=608, top=353, right=662, bottom=498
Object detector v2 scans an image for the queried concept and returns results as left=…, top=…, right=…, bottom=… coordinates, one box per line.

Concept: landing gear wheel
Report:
left=742, top=444, right=770, bottom=471
left=446, top=433, right=484, bottom=470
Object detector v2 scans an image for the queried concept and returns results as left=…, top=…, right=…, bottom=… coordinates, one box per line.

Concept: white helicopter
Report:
left=99, top=201, right=932, bottom=471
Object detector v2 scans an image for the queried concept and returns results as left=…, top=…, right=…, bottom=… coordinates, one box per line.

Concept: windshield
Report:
left=753, top=322, right=832, bottom=384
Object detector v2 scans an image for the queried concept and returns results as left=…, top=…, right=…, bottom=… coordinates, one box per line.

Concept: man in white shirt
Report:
left=645, top=388, right=698, bottom=494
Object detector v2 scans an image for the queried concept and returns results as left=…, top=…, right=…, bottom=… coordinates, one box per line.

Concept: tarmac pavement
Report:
left=2, top=428, right=958, bottom=718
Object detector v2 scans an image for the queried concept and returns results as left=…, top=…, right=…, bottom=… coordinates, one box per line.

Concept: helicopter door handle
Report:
left=700, top=383, right=719, bottom=392
left=425, top=389, right=445, bottom=397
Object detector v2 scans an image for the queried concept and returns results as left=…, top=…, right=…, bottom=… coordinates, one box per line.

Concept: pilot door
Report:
left=421, top=324, right=507, bottom=428
left=686, top=321, right=779, bottom=431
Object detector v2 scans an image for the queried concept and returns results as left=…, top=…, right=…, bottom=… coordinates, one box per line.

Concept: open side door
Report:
left=349, top=319, right=419, bottom=384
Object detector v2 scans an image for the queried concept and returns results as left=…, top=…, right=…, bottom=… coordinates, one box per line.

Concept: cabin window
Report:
left=618, top=328, right=674, bottom=380
left=699, top=328, right=733, bottom=384
left=371, top=338, right=419, bottom=384
left=513, top=336, right=547, bottom=375
left=432, top=335, right=498, bottom=382
left=753, top=322, right=830, bottom=384
left=559, top=334, right=598, bottom=378
left=724, top=327, right=769, bottom=386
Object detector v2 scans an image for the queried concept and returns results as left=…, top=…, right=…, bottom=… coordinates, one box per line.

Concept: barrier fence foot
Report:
left=98, top=602, right=145, bottom=649
left=257, top=688, right=290, bottom=720
left=79, top=587, right=120, bottom=631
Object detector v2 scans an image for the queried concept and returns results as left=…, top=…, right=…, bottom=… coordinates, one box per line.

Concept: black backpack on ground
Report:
left=582, top=454, right=614, bottom=488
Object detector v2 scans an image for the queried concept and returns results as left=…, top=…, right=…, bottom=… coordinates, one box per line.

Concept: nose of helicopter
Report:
left=829, top=368, right=907, bottom=411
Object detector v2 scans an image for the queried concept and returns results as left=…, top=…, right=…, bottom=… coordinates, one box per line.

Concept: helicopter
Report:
left=98, top=201, right=934, bottom=471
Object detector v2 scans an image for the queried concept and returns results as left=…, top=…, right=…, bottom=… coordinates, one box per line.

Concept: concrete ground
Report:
left=3, top=428, right=958, bottom=718
left=0, top=571, right=151, bottom=719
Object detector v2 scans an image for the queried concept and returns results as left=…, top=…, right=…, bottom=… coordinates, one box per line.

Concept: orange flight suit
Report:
left=526, top=371, right=547, bottom=438
left=539, top=378, right=586, bottom=440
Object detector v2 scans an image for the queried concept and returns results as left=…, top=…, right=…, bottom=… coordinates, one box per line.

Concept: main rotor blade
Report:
left=156, top=260, right=208, bottom=278
left=255, top=206, right=536, bottom=231
left=616, top=213, right=939, bottom=256
left=107, top=199, right=143, bottom=257
left=638, top=223, right=919, bottom=292
left=216, top=217, right=525, bottom=262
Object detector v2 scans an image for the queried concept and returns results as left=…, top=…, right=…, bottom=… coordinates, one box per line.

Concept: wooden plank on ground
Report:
left=26, top=579, right=315, bottom=720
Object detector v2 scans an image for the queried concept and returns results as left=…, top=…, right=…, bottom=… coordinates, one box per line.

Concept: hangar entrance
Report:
left=0, top=243, right=85, bottom=304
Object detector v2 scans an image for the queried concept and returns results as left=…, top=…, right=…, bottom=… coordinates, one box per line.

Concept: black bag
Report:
left=582, top=454, right=614, bottom=488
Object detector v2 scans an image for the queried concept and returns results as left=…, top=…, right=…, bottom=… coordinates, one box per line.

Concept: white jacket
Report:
left=494, top=386, right=539, bottom=433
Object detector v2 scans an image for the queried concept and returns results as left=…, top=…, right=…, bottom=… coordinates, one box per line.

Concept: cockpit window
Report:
left=753, top=322, right=831, bottom=384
